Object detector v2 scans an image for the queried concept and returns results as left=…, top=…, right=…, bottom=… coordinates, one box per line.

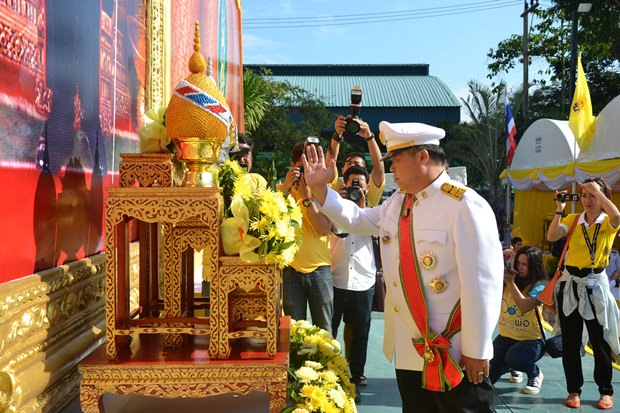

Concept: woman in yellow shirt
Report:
left=489, top=246, right=547, bottom=394
left=547, top=177, right=620, bottom=410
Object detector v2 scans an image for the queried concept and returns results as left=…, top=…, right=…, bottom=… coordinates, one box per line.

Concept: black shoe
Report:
left=354, top=386, right=361, bottom=403
left=352, top=375, right=368, bottom=386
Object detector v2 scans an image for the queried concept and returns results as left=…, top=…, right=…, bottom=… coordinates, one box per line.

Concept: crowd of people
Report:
left=230, top=117, right=619, bottom=412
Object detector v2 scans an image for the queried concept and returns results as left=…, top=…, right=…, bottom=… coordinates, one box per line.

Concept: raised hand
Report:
left=302, top=144, right=334, bottom=204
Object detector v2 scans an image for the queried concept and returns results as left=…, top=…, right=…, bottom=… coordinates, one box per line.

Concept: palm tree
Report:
left=243, top=68, right=271, bottom=133
left=446, top=80, right=511, bottom=218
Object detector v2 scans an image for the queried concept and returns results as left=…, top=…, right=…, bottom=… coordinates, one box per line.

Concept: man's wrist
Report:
left=364, top=132, right=375, bottom=142
left=332, top=132, right=342, bottom=143
left=555, top=211, right=563, bottom=215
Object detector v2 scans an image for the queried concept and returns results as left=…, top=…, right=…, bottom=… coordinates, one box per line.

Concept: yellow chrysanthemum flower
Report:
left=319, top=370, right=339, bottom=384
left=301, top=385, right=327, bottom=408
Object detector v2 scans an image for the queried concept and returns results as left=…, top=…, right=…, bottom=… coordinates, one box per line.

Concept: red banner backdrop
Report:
left=0, top=0, right=244, bottom=283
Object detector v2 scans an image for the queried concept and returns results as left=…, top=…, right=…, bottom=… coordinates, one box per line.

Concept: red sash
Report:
left=398, top=194, right=463, bottom=392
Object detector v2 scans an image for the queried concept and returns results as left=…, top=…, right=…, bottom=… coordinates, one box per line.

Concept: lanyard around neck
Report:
left=581, top=222, right=602, bottom=266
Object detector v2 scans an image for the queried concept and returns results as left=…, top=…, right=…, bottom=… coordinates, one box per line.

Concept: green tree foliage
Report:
left=244, top=68, right=332, bottom=179
left=487, top=1, right=620, bottom=115
left=488, top=1, right=619, bottom=81
left=243, top=68, right=272, bottom=133
left=444, top=81, right=509, bottom=219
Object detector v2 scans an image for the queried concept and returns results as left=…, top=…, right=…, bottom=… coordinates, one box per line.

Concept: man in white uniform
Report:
left=303, top=121, right=504, bottom=413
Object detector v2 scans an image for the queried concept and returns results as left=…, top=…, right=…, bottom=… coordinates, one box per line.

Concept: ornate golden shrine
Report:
left=79, top=154, right=288, bottom=412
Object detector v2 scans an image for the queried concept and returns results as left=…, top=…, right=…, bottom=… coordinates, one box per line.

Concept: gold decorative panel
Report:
left=0, top=247, right=141, bottom=413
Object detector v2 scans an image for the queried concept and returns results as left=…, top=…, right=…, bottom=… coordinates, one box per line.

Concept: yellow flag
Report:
left=569, top=55, right=596, bottom=150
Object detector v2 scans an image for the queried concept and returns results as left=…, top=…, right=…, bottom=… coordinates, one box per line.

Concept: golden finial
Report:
left=193, top=21, right=201, bottom=52
left=188, top=20, right=206, bottom=74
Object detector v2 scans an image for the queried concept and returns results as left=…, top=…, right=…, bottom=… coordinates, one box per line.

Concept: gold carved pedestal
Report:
left=118, top=152, right=174, bottom=188
left=78, top=317, right=291, bottom=413
left=87, top=154, right=288, bottom=413
left=104, top=186, right=221, bottom=359
left=210, top=256, right=282, bottom=359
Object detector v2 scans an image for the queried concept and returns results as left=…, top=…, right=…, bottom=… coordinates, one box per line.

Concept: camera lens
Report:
left=346, top=187, right=363, bottom=202
left=556, top=193, right=566, bottom=202
left=344, top=119, right=360, bottom=136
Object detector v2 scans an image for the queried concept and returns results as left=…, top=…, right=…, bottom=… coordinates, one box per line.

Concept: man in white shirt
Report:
left=330, top=165, right=376, bottom=402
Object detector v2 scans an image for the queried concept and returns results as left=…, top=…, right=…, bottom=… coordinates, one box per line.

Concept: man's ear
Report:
left=417, top=148, right=430, bottom=165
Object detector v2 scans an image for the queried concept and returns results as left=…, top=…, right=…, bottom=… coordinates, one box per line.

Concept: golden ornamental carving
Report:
left=79, top=362, right=289, bottom=412
left=80, top=364, right=287, bottom=382
left=146, top=0, right=169, bottom=110
left=230, top=293, right=266, bottom=321
left=0, top=253, right=113, bottom=413
left=119, top=153, right=174, bottom=187
left=209, top=257, right=281, bottom=359
left=105, top=186, right=222, bottom=359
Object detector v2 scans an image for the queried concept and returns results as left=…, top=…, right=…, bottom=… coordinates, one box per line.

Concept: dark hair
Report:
left=343, top=152, right=367, bottom=167
left=291, top=141, right=306, bottom=164
left=511, top=237, right=522, bottom=246
left=513, top=246, right=547, bottom=290
left=237, top=133, right=253, bottom=148
left=343, top=165, right=370, bottom=186
left=410, top=144, right=447, bottom=166
left=581, top=177, right=612, bottom=199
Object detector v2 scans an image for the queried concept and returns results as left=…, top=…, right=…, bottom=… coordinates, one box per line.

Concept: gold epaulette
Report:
left=440, top=182, right=466, bottom=201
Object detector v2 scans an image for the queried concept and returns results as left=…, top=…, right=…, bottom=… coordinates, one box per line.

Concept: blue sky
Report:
left=242, top=0, right=554, bottom=117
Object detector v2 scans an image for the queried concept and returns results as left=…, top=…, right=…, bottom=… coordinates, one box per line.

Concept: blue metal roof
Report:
left=244, top=64, right=461, bottom=109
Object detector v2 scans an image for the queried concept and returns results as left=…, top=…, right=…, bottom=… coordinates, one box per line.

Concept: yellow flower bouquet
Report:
left=139, top=106, right=171, bottom=153
left=283, top=319, right=357, bottom=413
left=220, top=166, right=302, bottom=267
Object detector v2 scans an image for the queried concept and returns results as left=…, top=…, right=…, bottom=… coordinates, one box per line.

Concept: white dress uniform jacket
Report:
left=319, top=172, right=504, bottom=371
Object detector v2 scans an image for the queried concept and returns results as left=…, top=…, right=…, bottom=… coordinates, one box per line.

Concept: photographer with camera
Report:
left=278, top=138, right=334, bottom=333
left=326, top=86, right=385, bottom=207
left=546, top=178, right=620, bottom=409
left=330, top=165, right=376, bottom=402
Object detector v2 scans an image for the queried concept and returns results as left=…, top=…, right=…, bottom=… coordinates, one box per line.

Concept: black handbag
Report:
left=371, top=236, right=385, bottom=312
left=535, top=307, right=563, bottom=358
left=372, top=270, right=386, bottom=312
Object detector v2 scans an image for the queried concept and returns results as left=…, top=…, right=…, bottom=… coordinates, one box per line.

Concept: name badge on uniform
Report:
left=381, top=234, right=392, bottom=244
left=586, top=273, right=597, bottom=288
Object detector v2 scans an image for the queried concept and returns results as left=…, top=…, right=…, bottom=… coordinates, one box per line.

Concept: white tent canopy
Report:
left=577, top=94, right=620, bottom=163
left=506, top=119, right=579, bottom=190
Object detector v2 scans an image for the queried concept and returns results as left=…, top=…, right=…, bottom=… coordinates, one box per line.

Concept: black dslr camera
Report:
left=556, top=193, right=580, bottom=202
left=343, top=85, right=362, bottom=139
left=298, top=136, right=320, bottom=176
left=343, top=178, right=363, bottom=202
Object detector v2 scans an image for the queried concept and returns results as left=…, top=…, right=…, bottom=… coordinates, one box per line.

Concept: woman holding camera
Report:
left=546, top=177, right=620, bottom=409
left=489, top=246, right=547, bottom=394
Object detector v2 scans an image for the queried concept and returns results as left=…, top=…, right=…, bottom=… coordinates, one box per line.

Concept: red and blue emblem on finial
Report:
left=174, top=79, right=233, bottom=127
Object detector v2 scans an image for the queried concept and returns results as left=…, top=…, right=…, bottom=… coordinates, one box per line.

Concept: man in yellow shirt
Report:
left=326, top=116, right=385, bottom=207
left=279, top=140, right=333, bottom=332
